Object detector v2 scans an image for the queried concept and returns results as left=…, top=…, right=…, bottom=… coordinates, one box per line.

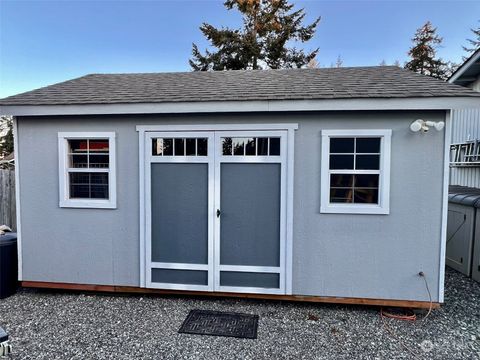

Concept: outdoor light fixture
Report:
left=410, top=119, right=445, bottom=132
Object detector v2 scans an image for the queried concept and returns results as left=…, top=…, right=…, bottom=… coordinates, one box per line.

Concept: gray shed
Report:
left=1, top=66, right=479, bottom=309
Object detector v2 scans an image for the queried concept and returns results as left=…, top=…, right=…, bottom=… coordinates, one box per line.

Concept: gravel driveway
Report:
left=0, top=267, right=479, bottom=359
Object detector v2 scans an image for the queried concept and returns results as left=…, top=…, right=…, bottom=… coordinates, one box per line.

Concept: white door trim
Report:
left=137, top=123, right=299, bottom=132
left=138, top=124, right=297, bottom=294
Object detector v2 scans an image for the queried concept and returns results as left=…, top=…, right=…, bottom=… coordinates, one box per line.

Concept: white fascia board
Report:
left=448, top=49, right=480, bottom=83
left=2, top=97, right=480, bottom=116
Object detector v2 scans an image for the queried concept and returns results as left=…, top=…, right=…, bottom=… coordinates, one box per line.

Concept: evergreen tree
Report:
left=404, top=21, right=447, bottom=79
left=335, top=54, right=343, bottom=68
left=444, top=61, right=460, bottom=79
left=463, top=21, right=480, bottom=60
left=0, top=116, right=13, bottom=159
left=307, top=57, right=319, bottom=68
left=190, top=0, right=320, bottom=70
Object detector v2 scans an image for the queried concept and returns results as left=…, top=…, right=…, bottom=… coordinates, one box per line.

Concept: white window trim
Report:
left=58, top=132, right=117, bottom=209
left=320, top=129, right=391, bottom=215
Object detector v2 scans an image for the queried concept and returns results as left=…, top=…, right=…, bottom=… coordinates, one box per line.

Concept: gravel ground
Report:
left=0, top=267, right=479, bottom=359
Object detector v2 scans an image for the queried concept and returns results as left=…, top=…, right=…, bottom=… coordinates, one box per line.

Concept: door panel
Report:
left=214, top=131, right=287, bottom=294
left=151, top=269, right=208, bottom=285
left=219, top=271, right=280, bottom=288
left=151, top=163, right=208, bottom=264
left=146, top=131, right=215, bottom=291
left=220, top=163, right=281, bottom=267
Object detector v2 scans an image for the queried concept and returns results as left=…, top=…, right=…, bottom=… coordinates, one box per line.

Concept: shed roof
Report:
left=1, top=66, right=479, bottom=106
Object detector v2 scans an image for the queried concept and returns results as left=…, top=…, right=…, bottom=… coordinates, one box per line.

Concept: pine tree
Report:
left=463, top=21, right=480, bottom=60
left=444, top=61, right=460, bottom=79
left=190, top=0, right=320, bottom=71
left=335, top=55, right=343, bottom=68
left=307, top=57, right=319, bottom=68
left=404, top=21, right=447, bottom=79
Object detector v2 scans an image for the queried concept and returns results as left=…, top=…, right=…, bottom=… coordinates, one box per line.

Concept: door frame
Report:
left=137, top=123, right=298, bottom=294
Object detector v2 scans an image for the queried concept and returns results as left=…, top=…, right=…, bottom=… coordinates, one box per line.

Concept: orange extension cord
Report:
left=378, top=272, right=434, bottom=360
left=380, top=307, right=417, bottom=321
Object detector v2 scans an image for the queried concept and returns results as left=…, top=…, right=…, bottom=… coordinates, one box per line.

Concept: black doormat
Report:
left=178, top=310, right=259, bottom=339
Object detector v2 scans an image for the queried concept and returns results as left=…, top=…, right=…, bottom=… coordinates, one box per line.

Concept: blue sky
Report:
left=0, top=0, right=479, bottom=98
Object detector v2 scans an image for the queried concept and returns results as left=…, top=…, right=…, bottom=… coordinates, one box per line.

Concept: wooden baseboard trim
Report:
left=20, top=281, right=440, bottom=309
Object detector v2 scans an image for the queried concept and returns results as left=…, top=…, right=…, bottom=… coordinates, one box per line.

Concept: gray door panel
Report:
left=220, top=163, right=281, bottom=267
left=151, top=163, right=209, bottom=265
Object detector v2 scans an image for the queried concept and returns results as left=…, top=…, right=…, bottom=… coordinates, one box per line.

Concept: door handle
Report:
left=216, top=209, right=221, bottom=218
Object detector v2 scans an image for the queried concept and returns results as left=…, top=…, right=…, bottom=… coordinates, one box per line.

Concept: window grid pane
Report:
left=329, top=137, right=380, bottom=171
left=329, top=174, right=379, bottom=204
left=67, top=138, right=110, bottom=200
left=152, top=138, right=208, bottom=156
left=221, top=137, right=281, bottom=156
left=68, top=139, right=109, bottom=169
left=69, top=172, right=109, bottom=199
left=186, top=138, right=196, bottom=155
left=329, top=136, right=382, bottom=205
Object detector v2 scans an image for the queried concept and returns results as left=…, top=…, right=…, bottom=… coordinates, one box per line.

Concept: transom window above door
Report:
left=58, top=132, right=116, bottom=209
left=221, top=137, right=280, bottom=156
left=321, top=130, right=391, bottom=215
left=152, top=137, right=208, bottom=156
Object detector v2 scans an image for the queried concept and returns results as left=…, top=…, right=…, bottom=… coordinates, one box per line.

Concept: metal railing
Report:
left=450, top=139, right=480, bottom=167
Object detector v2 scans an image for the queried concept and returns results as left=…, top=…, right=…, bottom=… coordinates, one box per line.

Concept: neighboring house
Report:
left=446, top=50, right=480, bottom=282
left=450, top=48, right=480, bottom=91
left=448, top=48, right=480, bottom=187
left=0, top=67, right=479, bottom=309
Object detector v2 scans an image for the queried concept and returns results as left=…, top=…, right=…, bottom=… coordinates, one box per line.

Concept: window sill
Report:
left=59, top=200, right=117, bottom=209
left=320, top=204, right=389, bottom=215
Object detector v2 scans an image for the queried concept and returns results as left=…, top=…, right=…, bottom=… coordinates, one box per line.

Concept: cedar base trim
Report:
left=20, top=281, right=440, bottom=309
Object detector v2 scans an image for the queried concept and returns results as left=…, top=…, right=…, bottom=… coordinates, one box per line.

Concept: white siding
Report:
left=450, top=108, right=480, bottom=188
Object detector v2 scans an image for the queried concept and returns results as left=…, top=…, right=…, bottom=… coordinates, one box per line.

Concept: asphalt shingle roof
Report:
left=1, top=66, right=479, bottom=106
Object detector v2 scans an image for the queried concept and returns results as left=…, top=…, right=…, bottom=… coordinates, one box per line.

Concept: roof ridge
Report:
left=83, top=65, right=401, bottom=77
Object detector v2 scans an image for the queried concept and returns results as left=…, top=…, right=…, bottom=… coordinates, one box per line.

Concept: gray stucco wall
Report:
left=17, top=110, right=446, bottom=302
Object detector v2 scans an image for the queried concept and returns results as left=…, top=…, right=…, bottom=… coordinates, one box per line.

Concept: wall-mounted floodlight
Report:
left=410, top=119, right=445, bottom=132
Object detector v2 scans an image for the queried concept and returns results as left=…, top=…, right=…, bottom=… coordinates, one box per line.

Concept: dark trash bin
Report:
left=0, top=233, right=17, bottom=299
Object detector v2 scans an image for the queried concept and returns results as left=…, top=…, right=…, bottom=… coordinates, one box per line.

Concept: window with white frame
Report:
left=320, top=130, right=391, bottom=214
left=58, top=132, right=116, bottom=208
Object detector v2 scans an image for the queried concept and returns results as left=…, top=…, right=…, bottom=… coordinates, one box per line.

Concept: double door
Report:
left=145, top=130, right=287, bottom=294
